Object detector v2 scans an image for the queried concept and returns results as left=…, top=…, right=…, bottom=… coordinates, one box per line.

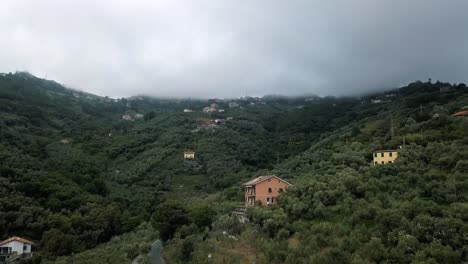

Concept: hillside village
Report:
left=0, top=73, right=467, bottom=263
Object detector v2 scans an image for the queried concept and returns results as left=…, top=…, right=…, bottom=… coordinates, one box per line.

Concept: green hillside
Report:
left=0, top=72, right=467, bottom=263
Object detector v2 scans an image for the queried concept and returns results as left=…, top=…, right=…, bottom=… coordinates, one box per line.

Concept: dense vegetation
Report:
left=0, top=72, right=467, bottom=263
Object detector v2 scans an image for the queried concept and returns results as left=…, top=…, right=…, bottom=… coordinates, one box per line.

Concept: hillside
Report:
left=1, top=73, right=467, bottom=263
left=158, top=81, right=468, bottom=263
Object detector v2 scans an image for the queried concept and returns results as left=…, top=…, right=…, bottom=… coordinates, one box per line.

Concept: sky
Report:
left=1, top=0, right=467, bottom=98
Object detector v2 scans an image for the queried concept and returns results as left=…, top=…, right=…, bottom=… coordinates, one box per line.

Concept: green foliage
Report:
left=151, top=201, right=190, bottom=242
left=1, top=73, right=467, bottom=263
left=188, top=201, right=216, bottom=229
left=42, top=223, right=156, bottom=264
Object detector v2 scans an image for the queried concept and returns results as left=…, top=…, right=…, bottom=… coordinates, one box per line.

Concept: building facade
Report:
left=184, top=151, right=195, bottom=159
left=373, top=150, right=398, bottom=165
left=242, top=175, right=291, bottom=207
left=0, top=236, right=34, bottom=262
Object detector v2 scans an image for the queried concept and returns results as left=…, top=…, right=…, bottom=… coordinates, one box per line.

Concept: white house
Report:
left=121, top=114, right=133, bottom=121
left=0, top=236, right=34, bottom=261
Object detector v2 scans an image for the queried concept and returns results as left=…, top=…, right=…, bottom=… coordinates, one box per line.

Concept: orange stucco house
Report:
left=242, top=175, right=291, bottom=207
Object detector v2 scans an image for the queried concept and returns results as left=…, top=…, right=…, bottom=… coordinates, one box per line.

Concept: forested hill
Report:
left=0, top=72, right=467, bottom=263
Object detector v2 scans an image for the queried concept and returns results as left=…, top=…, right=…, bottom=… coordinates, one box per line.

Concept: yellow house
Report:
left=184, top=151, right=195, bottom=159
left=373, top=150, right=398, bottom=165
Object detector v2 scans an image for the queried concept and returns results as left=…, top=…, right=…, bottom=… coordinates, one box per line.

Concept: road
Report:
left=148, top=240, right=165, bottom=264
left=132, top=240, right=164, bottom=264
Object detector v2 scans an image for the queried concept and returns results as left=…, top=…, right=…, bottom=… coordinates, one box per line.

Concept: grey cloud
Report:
left=1, top=0, right=467, bottom=98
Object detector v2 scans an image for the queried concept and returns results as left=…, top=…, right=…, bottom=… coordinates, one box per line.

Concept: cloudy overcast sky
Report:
left=1, top=0, right=467, bottom=98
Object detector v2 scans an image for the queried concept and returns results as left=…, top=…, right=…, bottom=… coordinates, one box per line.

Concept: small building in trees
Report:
left=202, top=107, right=217, bottom=113
left=451, top=110, right=468, bottom=117
left=373, top=150, right=398, bottom=165
left=184, top=151, right=195, bottom=159
left=0, top=236, right=34, bottom=262
left=242, top=175, right=291, bottom=207
left=121, top=114, right=133, bottom=121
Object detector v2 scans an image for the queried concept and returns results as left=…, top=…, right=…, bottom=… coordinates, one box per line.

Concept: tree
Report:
left=188, top=201, right=216, bottom=228
left=151, top=201, right=190, bottom=242
left=180, top=239, right=194, bottom=262
left=144, top=111, right=156, bottom=121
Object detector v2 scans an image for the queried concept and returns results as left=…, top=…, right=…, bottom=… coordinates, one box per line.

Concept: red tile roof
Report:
left=374, top=149, right=398, bottom=153
left=451, top=110, right=468, bottom=117
left=242, top=175, right=291, bottom=186
left=0, top=236, right=34, bottom=246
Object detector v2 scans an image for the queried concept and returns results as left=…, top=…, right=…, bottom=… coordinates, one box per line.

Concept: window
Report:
left=23, top=245, right=27, bottom=251
left=389, top=152, right=393, bottom=157
left=268, top=178, right=271, bottom=183
left=0, top=247, right=12, bottom=254
left=279, top=188, right=283, bottom=192
left=268, top=188, right=272, bottom=193
left=389, top=161, right=392, bottom=163
left=381, top=153, right=384, bottom=157
left=381, top=161, right=384, bottom=164
left=374, top=153, right=377, bottom=157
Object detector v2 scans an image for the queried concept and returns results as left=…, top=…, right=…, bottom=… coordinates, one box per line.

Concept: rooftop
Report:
left=242, top=175, right=291, bottom=186
left=0, top=236, right=34, bottom=246
left=374, top=149, right=398, bottom=153
left=451, top=110, right=468, bottom=117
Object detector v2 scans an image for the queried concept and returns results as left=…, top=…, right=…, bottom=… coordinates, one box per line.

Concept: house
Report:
left=373, top=150, right=398, bottom=165
left=184, top=151, right=195, bottom=159
left=202, top=107, right=217, bottom=113
left=121, top=114, right=133, bottom=121
left=242, top=175, right=291, bottom=207
left=0, top=236, right=34, bottom=262
left=199, top=120, right=218, bottom=129
left=218, top=109, right=225, bottom=113
left=183, top=109, right=194, bottom=113
left=451, top=110, right=468, bottom=117
left=60, top=138, right=71, bottom=144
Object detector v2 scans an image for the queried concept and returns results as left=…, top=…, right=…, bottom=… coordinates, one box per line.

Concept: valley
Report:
left=0, top=72, right=467, bottom=263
